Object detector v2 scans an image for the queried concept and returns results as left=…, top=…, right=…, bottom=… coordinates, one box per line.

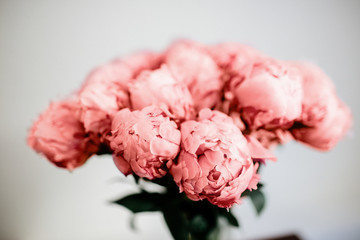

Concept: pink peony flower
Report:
left=232, top=59, right=303, bottom=129
left=110, top=106, right=181, bottom=179
left=165, top=40, right=223, bottom=110
left=208, top=43, right=264, bottom=114
left=78, top=51, right=162, bottom=139
left=290, top=62, right=352, bottom=150
left=169, top=109, right=260, bottom=208
left=27, top=99, right=100, bottom=170
left=129, top=65, right=194, bottom=121
left=77, top=61, right=131, bottom=142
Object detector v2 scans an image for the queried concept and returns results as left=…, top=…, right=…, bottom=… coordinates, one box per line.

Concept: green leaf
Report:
left=218, top=209, right=239, bottom=227
left=162, top=200, right=189, bottom=240
left=133, top=174, right=140, bottom=184
left=112, top=191, right=165, bottom=213
left=248, top=190, right=265, bottom=215
left=241, top=183, right=265, bottom=215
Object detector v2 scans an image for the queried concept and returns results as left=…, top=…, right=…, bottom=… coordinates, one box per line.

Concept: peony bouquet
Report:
left=28, top=40, right=352, bottom=240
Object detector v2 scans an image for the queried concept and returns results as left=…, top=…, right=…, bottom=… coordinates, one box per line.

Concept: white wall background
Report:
left=0, top=1, right=359, bottom=239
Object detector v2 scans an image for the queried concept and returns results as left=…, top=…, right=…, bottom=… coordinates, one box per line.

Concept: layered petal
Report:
left=129, top=65, right=194, bottom=121
left=110, top=106, right=181, bottom=179
left=232, top=59, right=303, bottom=129
left=78, top=51, right=162, bottom=139
left=27, top=99, right=100, bottom=170
left=290, top=62, right=352, bottom=150
left=165, top=40, right=223, bottom=110
left=169, top=109, right=259, bottom=208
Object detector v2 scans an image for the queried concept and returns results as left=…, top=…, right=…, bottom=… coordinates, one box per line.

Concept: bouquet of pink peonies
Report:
left=28, top=40, right=352, bottom=240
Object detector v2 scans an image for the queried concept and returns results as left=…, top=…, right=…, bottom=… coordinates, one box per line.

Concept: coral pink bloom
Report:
left=169, top=109, right=262, bottom=208
left=78, top=51, right=162, bottom=139
left=165, top=40, right=223, bottom=110
left=232, top=59, right=303, bottom=129
left=207, top=43, right=264, bottom=114
left=111, top=106, right=181, bottom=179
left=28, top=99, right=99, bottom=170
left=129, top=64, right=194, bottom=121
left=290, top=62, right=352, bottom=150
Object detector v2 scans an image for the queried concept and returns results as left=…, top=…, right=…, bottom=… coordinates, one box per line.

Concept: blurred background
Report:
left=0, top=1, right=359, bottom=239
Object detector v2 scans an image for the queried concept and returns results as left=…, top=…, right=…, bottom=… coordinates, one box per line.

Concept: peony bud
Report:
left=232, top=59, right=303, bottom=129
left=129, top=65, right=194, bottom=121
left=169, top=109, right=259, bottom=208
left=111, top=106, right=181, bottom=179
left=290, top=62, right=352, bottom=150
left=165, top=40, right=223, bottom=110
left=78, top=51, right=162, bottom=139
left=28, top=99, right=99, bottom=170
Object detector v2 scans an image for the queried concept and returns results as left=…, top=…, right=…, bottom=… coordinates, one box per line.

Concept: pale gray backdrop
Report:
left=0, top=1, right=359, bottom=239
